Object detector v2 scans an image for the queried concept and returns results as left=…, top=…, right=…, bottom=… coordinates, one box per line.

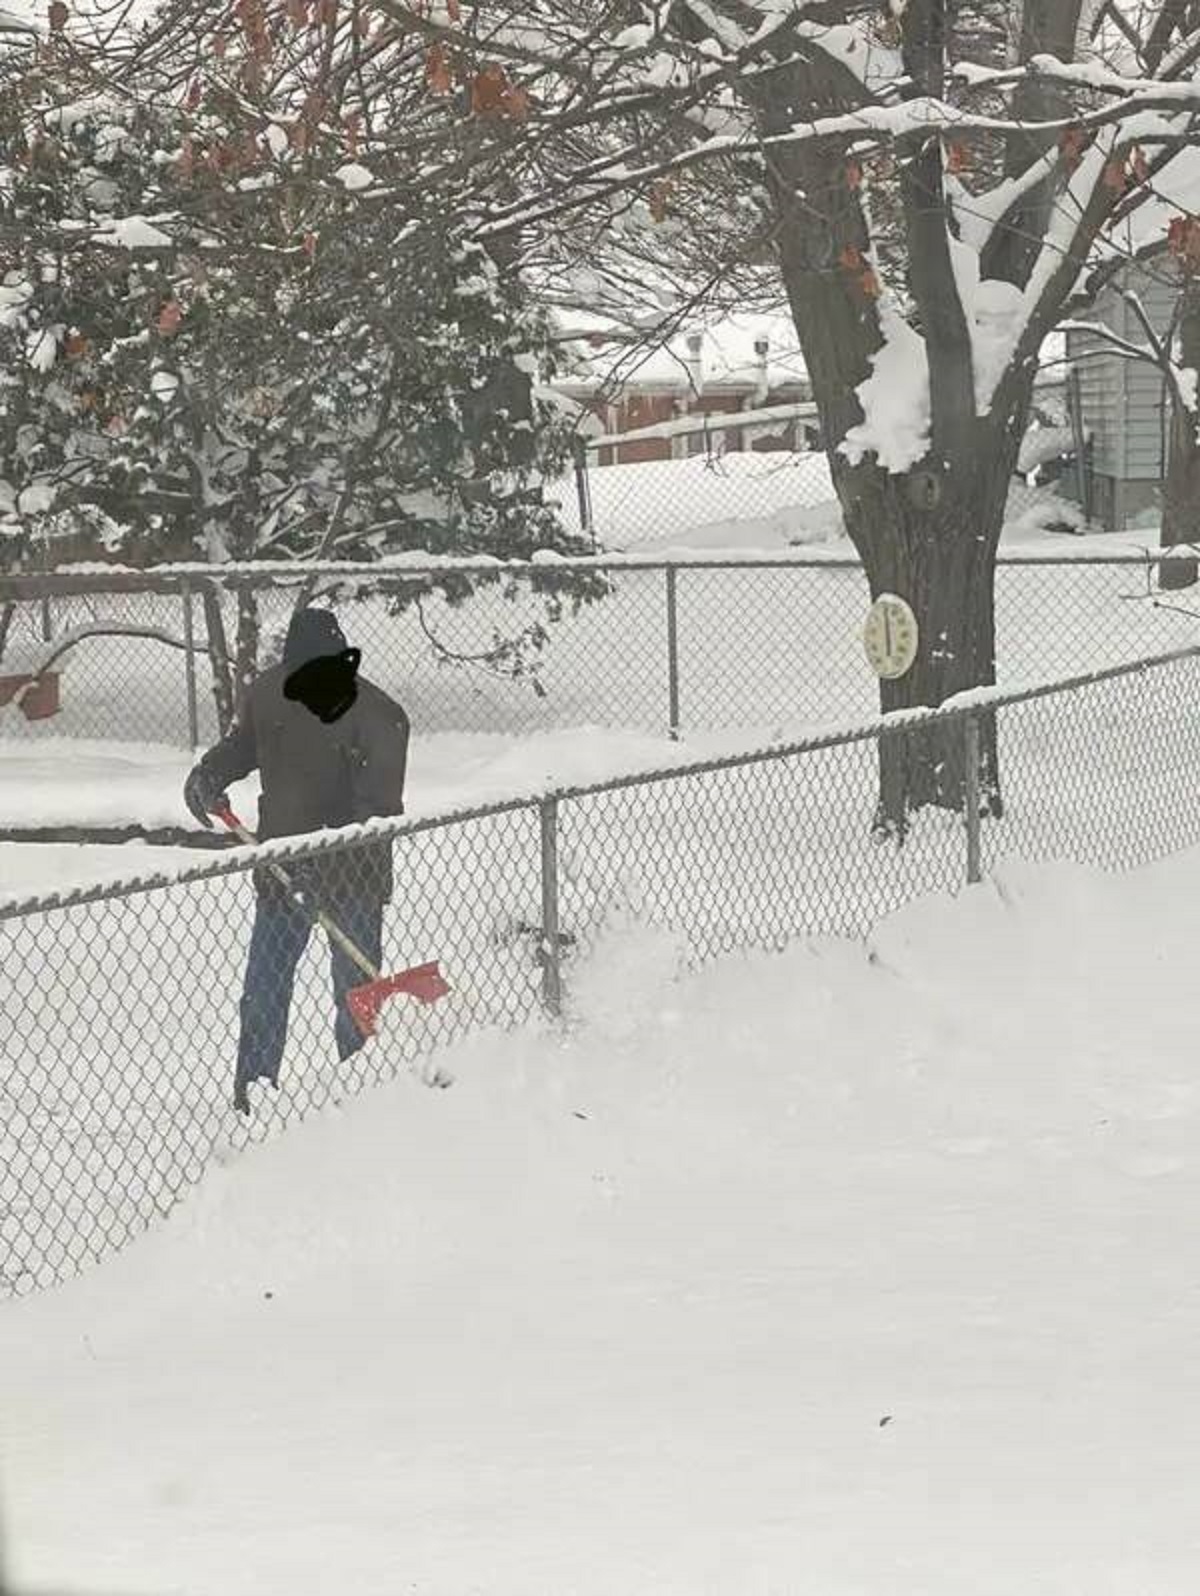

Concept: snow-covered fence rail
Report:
left=3, top=554, right=1200, bottom=754
left=6, top=643, right=1200, bottom=1296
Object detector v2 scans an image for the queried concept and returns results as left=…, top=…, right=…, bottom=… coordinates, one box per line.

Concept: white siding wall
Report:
left=1119, top=271, right=1174, bottom=482
left=1066, top=279, right=1127, bottom=477
left=1067, top=262, right=1178, bottom=485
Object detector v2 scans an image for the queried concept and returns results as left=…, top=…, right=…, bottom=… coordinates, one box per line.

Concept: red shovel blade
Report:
left=347, top=961, right=451, bottom=1038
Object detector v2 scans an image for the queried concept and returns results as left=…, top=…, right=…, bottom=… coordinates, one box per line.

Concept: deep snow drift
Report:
left=4, top=851, right=1200, bottom=1594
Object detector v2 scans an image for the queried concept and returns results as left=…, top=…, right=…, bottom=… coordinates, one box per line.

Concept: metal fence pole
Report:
left=964, top=712, right=982, bottom=885
left=181, top=580, right=200, bottom=751
left=573, top=436, right=595, bottom=552
left=666, top=565, right=681, bottom=741
left=1067, top=364, right=1093, bottom=524
left=539, top=796, right=563, bottom=1015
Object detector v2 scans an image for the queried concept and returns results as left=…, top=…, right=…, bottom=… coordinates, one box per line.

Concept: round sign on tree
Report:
left=863, top=594, right=918, bottom=679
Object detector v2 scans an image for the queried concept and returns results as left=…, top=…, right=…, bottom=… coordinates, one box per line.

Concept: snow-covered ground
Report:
left=562, top=448, right=1097, bottom=553
left=0, top=838, right=198, bottom=897
left=5, top=850, right=1200, bottom=1595
left=568, top=449, right=844, bottom=550
left=0, top=726, right=749, bottom=839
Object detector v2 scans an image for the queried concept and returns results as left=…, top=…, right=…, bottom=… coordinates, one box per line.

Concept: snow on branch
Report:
left=954, top=53, right=1192, bottom=97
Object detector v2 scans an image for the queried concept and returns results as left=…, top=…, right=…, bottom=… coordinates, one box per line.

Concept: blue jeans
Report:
left=236, top=893, right=384, bottom=1095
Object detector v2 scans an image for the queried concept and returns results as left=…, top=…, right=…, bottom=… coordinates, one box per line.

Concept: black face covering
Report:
left=283, top=647, right=361, bottom=724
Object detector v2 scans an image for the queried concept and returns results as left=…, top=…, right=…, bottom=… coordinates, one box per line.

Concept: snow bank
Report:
left=0, top=726, right=789, bottom=843
left=571, top=449, right=840, bottom=552
left=5, top=851, right=1200, bottom=1593
left=0, top=739, right=202, bottom=831
left=0, top=839, right=199, bottom=898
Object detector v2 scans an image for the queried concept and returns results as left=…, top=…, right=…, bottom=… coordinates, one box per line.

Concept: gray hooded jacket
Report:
left=197, top=609, right=410, bottom=903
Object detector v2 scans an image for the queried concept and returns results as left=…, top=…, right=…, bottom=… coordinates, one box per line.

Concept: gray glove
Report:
left=183, top=765, right=229, bottom=829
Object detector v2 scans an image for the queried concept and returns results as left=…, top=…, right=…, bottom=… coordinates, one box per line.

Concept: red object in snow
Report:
left=0, top=672, right=61, bottom=720
left=347, top=962, right=452, bottom=1038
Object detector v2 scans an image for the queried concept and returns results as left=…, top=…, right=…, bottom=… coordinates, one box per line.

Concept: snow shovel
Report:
left=213, top=802, right=450, bottom=1037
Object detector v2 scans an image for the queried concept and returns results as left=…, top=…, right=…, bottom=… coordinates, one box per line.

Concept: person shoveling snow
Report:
left=184, top=607, right=446, bottom=1113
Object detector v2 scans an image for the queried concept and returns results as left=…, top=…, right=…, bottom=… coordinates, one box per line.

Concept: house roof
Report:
left=557, top=310, right=809, bottom=395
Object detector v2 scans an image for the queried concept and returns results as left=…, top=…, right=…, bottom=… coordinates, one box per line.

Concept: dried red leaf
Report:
left=64, top=332, right=90, bottom=359
left=425, top=42, right=453, bottom=95
left=506, top=83, right=531, bottom=120
left=286, top=0, right=309, bottom=23
left=945, top=141, right=970, bottom=174
left=471, top=63, right=511, bottom=116
left=1102, top=158, right=1127, bottom=195
left=1059, top=123, right=1089, bottom=173
left=184, top=77, right=203, bottom=112
left=858, top=266, right=881, bottom=299
left=648, top=178, right=673, bottom=223
left=303, top=230, right=318, bottom=258
left=838, top=243, right=864, bottom=271
left=845, top=158, right=863, bottom=190
left=48, top=1, right=68, bottom=31
left=1168, top=215, right=1200, bottom=271
left=1130, top=145, right=1150, bottom=185
left=157, top=300, right=183, bottom=336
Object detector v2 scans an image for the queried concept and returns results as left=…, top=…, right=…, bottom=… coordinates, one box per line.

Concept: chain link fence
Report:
left=5, top=644, right=1200, bottom=1296
left=2, top=554, right=1198, bottom=753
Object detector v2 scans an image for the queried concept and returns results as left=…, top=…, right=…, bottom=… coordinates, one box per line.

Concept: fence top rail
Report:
left=1, top=546, right=1198, bottom=597
left=582, top=398, right=821, bottom=449
left=0, top=793, right=538, bottom=923
left=4, top=642, right=1199, bottom=925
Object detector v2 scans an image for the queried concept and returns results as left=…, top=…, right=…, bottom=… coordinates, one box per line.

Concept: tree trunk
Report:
left=1160, top=275, right=1200, bottom=592
left=1160, top=410, right=1200, bottom=591
left=742, top=12, right=1034, bottom=837
left=838, top=430, right=1016, bottom=837
left=0, top=601, right=15, bottom=670
left=200, top=581, right=235, bottom=736
left=234, top=585, right=260, bottom=706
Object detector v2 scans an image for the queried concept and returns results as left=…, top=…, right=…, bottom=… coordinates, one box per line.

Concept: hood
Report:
left=283, top=607, right=348, bottom=669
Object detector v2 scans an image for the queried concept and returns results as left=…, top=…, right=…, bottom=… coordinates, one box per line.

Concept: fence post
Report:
left=964, top=712, right=982, bottom=886
left=539, top=796, right=563, bottom=1016
left=666, top=565, right=681, bottom=741
left=181, top=580, right=200, bottom=751
left=1067, top=364, right=1093, bottom=525
left=573, top=436, right=595, bottom=552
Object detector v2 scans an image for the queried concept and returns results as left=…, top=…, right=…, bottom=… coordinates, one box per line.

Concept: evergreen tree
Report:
left=0, top=56, right=586, bottom=569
